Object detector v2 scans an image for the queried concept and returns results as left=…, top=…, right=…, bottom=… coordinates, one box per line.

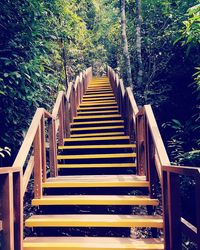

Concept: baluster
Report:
left=49, top=118, right=57, bottom=177
left=34, top=124, right=42, bottom=198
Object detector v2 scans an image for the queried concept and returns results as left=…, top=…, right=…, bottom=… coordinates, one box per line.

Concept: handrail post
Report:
left=0, top=168, right=23, bottom=250
left=136, top=109, right=146, bottom=176
left=58, top=97, right=64, bottom=146
left=34, top=124, right=43, bottom=199
left=49, top=118, right=57, bottom=177
left=163, top=171, right=182, bottom=249
left=41, top=113, right=46, bottom=182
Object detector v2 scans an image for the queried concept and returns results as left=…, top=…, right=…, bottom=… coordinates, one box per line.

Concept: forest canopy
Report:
left=0, top=0, right=199, bottom=166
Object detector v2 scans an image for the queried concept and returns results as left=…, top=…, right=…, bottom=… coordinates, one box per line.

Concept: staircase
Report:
left=23, top=77, right=164, bottom=249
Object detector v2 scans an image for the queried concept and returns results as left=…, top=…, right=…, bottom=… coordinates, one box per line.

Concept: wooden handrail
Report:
left=108, top=65, right=200, bottom=249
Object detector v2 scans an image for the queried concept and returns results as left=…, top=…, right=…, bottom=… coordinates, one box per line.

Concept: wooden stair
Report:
left=23, top=77, right=164, bottom=250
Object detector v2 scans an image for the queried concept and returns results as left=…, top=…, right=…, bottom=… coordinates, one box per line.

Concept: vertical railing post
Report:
left=40, top=113, right=46, bottom=182
left=136, top=110, right=146, bottom=176
left=49, top=118, right=57, bottom=177
left=1, top=172, right=14, bottom=250
left=146, top=124, right=158, bottom=198
left=34, top=123, right=42, bottom=199
left=13, top=170, right=23, bottom=250
left=165, top=172, right=182, bottom=249
left=58, top=97, right=64, bottom=146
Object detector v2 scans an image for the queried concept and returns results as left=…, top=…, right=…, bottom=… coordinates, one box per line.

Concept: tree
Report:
left=135, top=0, right=143, bottom=86
left=120, top=0, right=132, bottom=87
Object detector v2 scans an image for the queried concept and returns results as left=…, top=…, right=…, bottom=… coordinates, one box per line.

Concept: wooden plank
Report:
left=2, top=173, right=14, bottom=250
left=70, top=132, right=124, bottom=138
left=57, top=163, right=136, bottom=168
left=71, top=120, right=124, bottom=125
left=43, top=174, right=149, bottom=188
left=57, top=153, right=136, bottom=160
left=32, top=195, right=159, bottom=206
left=70, top=126, right=124, bottom=131
left=74, top=114, right=121, bottom=120
left=83, top=97, right=115, bottom=101
left=23, top=237, right=164, bottom=250
left=79, top=102, right=117, bottom=107
left=83, top=93, right=114, bottom=97
left=77, top=106, right=119, bottom=110
left=77, top=110, right=119, bottom=114
left=25, top=214, right=163, bottom=228
left=58, top=144, right=136, bottom=149
left=64, top=136, right=129, bottom=142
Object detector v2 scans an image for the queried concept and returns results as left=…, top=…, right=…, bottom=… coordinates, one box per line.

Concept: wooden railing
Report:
left=0, top=67, right=92, bottom=250
left=108, top=66, right=200, bottom=250
left=108, top=66, right=138, bottom=143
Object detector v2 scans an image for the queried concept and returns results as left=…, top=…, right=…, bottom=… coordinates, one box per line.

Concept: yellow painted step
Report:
left=32, top=195, right=159, bottom=206
left=59, top=144, right=136, bottom=149
left=70, top=126, right=124, bottom=131
left=77, top=106, right=118, bottom=110
left=23, top=237, right=164, bottom=250
left=74, top=114, right=121, bottom=120
left=79, top=102, right=117, bottom=107
left=71, top=120, right=123, bottom=125
left=25, top=214, right=163, bottom=228
left=64, top=136, right=129, bottom=142
left=57, top=163, right=136, bottom=168
left=84, top=93, right=114, bottom=97
left=83, top=97, right=115, bottom=101
left=57, top=153, right=136, bottom=160
left=77, top=110, right=119, bottom=115
left=70, top=132, right=124, bottom=138
left=86, top=90, right=113, bottom=94
left=82, top=100, right=116, bottom=104
left=42, top=175, right=149, bottom=188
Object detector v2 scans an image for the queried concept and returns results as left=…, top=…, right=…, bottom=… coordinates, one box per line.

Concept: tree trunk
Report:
left=136, top=0, right=143, bottom=86
left=120, top=0, right=133, bottom=88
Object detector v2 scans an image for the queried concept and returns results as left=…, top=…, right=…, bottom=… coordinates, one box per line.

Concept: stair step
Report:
left=77, top=106, right=118, bottom=110
left=74, top=115, right=121, bottom=120
left=70, top=126, right=124, bottom=131
left=77, top=110, right=119, bottom=114
left=70, top=132, right=124, bottom=138
left=84, top=93, right=114, bottom=97
left=83, top=97, right=115, bottom=101
left=71, top=120, right=123, bottom=125
left=32, top=195, right=159, bottom=206
left=57, top=163, right=136, bottom=168
left=23, top=237, right=164, bottom=250
left=79, top=102, right=117, bottom=107
left=64, top=136, right=129, bottom=142
left=42, top=175, right=149, bottom=188
left=25, top=214, right=163, bottom=228
left=86, top=90, right=113, bottom=94
left=57, top=153, right=136, bottom=160
left=82, top=100, right=116, bottom=103
left=59, top=144, right=136, bottom=149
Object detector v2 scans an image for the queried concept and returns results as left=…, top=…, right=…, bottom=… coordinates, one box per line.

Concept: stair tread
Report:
left=64, top=136, right=129, bottom=142
left=79, top=102, right=117, bottom=106
left=70, top=126, right=124, bottom=131
left=57, top=163, right=136, bottom=168
left=57, top=153, right=136, bottom=160
left=70, top=132, right=124, bottom=138
left=32, top=195, right=159, bottom=206
left=25, top=214, right=163, bottom=228
left=59, top=144, right=136, bottom=149
left=43, top=175, right=149, bottom=188
left=74, top=114, right=121, bottom=119
left=71, top=120, right=123, bottom=125
left=84, top=94, right=114, bottom=97
left=23, top=237, right=164, bottom=250
left=77, top=110, right=119, bottom=114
